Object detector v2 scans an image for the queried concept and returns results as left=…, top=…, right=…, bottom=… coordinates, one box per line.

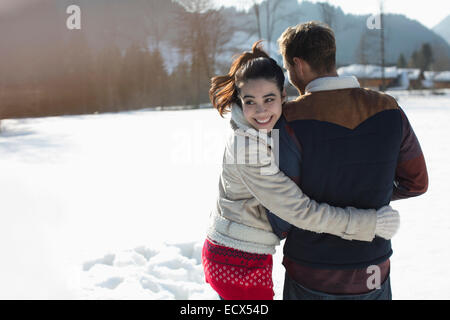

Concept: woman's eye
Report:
left=245, top=101, right=255, bottom=105
left=265, top=98, right=274, bottom=103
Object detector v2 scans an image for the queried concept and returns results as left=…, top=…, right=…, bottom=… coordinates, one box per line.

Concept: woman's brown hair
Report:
left=209, top=41, right=285, bottom=117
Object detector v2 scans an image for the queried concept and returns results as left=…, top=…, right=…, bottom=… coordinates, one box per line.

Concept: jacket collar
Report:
left=305, top=75, right=360, bottom=93
left=230, top=104, right=252, bottom=131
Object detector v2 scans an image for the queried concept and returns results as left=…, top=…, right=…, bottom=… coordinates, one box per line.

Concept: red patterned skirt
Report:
left=202, top=239, right=274, bottom=300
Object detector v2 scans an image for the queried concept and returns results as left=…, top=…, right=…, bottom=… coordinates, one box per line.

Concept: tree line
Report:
left=1, top=0, right=449, bottom=120
left=0, top=0, right=234, bottom=119
left=397, top=43, right=434, bottom=72
left=0, top=33, right=217, bottom=119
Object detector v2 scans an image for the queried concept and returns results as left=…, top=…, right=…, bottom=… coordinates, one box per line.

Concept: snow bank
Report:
left=339, top=65, right=450, bottom=88
left=80, top=242, right=218, bottom=300
left=1, top=92, right=450, bottom=300
left=434, top=71, right=450, bottom=82
left=398, top=68, right=421, bottom=80
left=424, top=71, right=437, bottom=80
left=337, top=64, right=398, bottom=79
left=423, top=71, right=450, bottom=83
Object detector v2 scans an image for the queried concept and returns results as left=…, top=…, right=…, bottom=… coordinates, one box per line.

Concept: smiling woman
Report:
left=209, top=41, right=285, bottom=120
left=238, top=78, right=285, bottom=131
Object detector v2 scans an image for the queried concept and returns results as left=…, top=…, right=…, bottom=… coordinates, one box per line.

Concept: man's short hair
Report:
left=278, top=21, right=336, bottom=74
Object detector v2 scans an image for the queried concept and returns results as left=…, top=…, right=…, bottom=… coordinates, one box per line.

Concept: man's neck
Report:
left=309, top=71, right=339, bottom=84
left=298, top=71, right=339, bottom=96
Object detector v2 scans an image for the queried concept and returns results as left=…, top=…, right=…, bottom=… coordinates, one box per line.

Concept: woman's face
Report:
left=238, top=78, right=285, bottom=131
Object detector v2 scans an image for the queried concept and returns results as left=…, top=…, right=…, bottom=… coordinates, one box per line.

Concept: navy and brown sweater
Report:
left=268, top=82, right=428, bottom=294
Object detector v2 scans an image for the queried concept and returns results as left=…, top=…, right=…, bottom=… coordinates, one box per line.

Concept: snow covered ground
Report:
left=0, top=90, right=449, bottom=300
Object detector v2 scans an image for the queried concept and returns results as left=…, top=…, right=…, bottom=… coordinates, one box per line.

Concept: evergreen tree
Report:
left=169, top=61, right=193, bottom=106
left=397, top=53, right=407, bottom=68
left=61, top=31, right=97, bottom=114
left=119, top=43, right=147, bottom=110
left=408, top=43, right=434, bottom=72
left=421, top=43, right=433, bottom=71
left=94, top=44, right=123, bottom=112
left=146, top=49, right=169, bottom=107
left=408, top=50, right=421, bottom=68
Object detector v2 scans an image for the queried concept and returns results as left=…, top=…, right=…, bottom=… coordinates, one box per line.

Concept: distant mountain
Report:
left=335, top=12, right=450, bottom=66
left=48, top=0, right=450, bottom=67
left=433, top=15, right=450, bottom=45
left=229, top=0, right=450, bottom=67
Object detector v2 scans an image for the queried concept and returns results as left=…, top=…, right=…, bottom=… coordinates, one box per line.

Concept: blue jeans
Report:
left=283, top=273, right=392, bottom=300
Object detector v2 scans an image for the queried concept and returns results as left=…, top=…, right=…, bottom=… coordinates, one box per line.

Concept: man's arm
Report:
left=392, top=107, right=428, bottom=200
left=234, top=143, right=378, bottom=242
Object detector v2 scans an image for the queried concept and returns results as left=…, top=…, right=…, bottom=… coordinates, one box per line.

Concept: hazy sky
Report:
left=217, top=0, right=449, bottom=29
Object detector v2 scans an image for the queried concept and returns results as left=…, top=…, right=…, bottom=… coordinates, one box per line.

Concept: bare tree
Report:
left=141, top=0, right=164, bottom=50
left=356, top=33, right=369, bottom=65
left=318, top=1, right=336, bottom=29
left=245, top=0, right=293, bottom=55
left=356, top=29, right=379, bottom=65
left=264, top=0, right=286, bottom=54
left=175, top=0, right=234, bottom=104
left=176, top=0, right=233, bottom=78
left=251, top=1, right=263, bottom=39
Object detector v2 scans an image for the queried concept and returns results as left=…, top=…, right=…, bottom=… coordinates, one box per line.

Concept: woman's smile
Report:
left=238, top=78, right=285, bottom=131
left=255, top=116, right=272, bottom=124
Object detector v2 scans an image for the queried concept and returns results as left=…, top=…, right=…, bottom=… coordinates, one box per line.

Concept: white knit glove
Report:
left=375, top=205, right=400, bottom=240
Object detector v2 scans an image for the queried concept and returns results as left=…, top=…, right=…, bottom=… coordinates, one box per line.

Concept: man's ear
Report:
left=294, top=57, right=316, bottom=78
left=292, top=57, right=303, bottom=76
